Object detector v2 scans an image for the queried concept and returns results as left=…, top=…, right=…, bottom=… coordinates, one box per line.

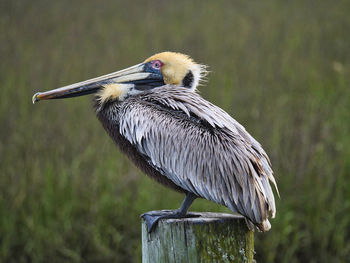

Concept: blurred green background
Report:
left=1, top=0, right=349, bottom=262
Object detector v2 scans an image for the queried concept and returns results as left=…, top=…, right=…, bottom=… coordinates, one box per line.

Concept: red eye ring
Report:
left=151, top=60, right=163, bottom=69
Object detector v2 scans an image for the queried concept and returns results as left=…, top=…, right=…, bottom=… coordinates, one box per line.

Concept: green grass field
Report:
left=1, top=0, right=350, bottom=262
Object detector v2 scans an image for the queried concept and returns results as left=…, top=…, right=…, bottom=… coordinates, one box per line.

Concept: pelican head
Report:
left=32, top=52, right=207, bottom=107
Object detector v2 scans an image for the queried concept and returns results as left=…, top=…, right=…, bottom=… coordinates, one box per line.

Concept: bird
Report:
left=32, top=52, right=278, bottom=232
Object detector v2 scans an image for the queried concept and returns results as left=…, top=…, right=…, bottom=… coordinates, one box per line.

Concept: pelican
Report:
left=33, top=52, right=278, bottom=232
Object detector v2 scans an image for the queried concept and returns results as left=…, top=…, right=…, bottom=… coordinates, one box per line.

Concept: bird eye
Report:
left=151, top=60, right=163, bottom=70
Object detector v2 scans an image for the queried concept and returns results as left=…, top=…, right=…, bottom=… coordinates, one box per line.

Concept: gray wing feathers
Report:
left=119, top=86, right=278, bottom=230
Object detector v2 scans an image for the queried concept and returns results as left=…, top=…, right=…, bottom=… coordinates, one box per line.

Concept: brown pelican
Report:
left=33, top=52, right=278, bottom=232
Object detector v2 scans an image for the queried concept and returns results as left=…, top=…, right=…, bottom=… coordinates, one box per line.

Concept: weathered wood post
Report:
left=142, top=212, right=254, bottom=263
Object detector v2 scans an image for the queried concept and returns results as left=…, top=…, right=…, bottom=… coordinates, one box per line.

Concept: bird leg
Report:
left=141, top=193, right=198, bottom=233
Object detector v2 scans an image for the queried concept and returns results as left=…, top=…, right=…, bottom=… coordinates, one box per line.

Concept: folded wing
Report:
left=119, top=87, right=278, bottom=231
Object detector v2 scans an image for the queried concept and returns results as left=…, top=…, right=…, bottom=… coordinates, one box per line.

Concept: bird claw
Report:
left=141, top=213, right=163, bottom=232
left=141, top=210, right=200, bottom=233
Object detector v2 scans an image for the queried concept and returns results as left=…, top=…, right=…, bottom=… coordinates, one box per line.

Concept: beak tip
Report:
left=32, top=93, right=40, bottom=104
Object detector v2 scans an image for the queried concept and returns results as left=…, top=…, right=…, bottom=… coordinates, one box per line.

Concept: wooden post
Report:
left=142, top=212, right=254, bottom=263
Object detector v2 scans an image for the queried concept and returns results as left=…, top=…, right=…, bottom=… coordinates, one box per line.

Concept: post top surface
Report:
left=142, top=211, right=247, bottom=225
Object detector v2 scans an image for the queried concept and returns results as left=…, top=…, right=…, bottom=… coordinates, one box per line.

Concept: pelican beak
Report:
left=32, top=63, right=164, bottom=104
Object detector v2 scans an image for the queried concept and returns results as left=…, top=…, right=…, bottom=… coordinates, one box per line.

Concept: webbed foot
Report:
left=141, top=210, right=200, bottom=233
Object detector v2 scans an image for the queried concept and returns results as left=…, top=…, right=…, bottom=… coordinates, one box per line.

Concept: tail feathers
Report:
left=245, top=218, right=271, bottom=232
left=257, top=219, right=271, bottom=232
